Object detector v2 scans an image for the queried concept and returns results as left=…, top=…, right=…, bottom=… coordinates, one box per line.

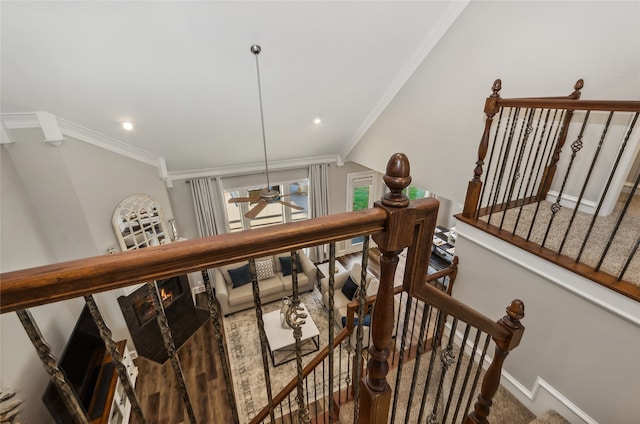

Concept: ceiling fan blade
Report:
left=245, top=200, right=269, bottom=219
left=228, top=197, right=254, bottom=203
left=279, top=200, right=304, bottom=211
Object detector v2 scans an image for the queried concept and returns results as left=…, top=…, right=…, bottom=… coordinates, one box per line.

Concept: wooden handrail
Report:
left=0, top=209, right=387, bottom=313
left=496, top=98, right=640, bottom=112
left=415, top=279, right=510, bottom=341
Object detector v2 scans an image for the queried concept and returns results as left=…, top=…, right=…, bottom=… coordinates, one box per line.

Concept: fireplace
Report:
left=133, top=277, right=184, bottom=327
left=118, top=274, right=208, bottom=363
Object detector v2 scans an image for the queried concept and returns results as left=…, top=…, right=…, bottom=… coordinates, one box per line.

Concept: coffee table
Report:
left=263, top=302, right=320, bottom=366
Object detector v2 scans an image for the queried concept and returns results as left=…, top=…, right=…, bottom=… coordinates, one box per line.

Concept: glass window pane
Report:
left=289, top=180, right=309, bottom=221
left=352, top=186, right=370, bottom=211
left=225, top=191, right=243, bottom=232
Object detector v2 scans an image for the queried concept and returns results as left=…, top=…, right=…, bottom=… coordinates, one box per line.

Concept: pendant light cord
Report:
left=252, top=45, right=271, bottom=190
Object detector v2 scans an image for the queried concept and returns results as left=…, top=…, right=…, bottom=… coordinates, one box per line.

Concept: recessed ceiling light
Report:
left=122, top=122, right=133, bottom=131
left=313, top=117, right=322, bottom=125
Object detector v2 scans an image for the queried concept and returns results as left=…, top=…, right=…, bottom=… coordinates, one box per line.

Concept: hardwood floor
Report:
left=131, top=316, right=233, bottom=424
left=130, top=248, right=431, bottom=424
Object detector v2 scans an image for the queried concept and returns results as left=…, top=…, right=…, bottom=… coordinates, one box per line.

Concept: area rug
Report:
left=223, top=289, right=351, bottom=423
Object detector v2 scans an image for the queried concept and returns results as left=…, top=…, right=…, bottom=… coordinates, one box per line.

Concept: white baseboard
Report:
left=621, top=181, right=639, bottom=195
left=545, top=190, right=599, bottom=215
left=500, top=372, right=597, bottom=424
left=447, top=323, right=597, bottom=424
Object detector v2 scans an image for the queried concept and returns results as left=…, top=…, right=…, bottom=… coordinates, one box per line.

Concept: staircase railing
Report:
left=458, top=79, right=640, bottom=302
left=1, top=153, right=526, bottom=424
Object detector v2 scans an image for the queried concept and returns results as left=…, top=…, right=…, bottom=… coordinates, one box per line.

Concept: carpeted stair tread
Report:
left=529, top=410, right=571, bottom=424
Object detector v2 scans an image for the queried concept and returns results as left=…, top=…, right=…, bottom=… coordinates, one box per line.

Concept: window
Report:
left=225, top=179, right=309, bottom=232
left=403, top=185, right=429, bottom=200
left=346, top=172, right=377, bottom=252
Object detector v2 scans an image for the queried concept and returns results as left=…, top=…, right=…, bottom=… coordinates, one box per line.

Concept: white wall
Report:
left=453, top=222, right=640, bottom=423
left=347, top=1, right=640, bottom=205
left=1, top=129, right=174, bottom=423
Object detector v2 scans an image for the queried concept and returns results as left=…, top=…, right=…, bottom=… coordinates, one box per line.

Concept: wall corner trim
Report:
left=1, top=112, right=166, bottom=172
left=339, top=0, right=469, bottom=160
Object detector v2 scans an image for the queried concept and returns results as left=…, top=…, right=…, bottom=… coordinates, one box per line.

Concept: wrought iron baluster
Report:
left=391, top=291, right=404, bottom=365
left=513, top=108, right=546, bottom=233
left=417, top=309, right=444, bottom=423
left=477, top=107, right=506, bottom=218
left=427, top=318, right=458, bottom=424
left=489, top=107, right=521, bottom=222
left=596, top=170, right=640, bottom=271
left=16, top=309, right=89, bottom=424
left=390, top=292, right=414, bottom=424
left=338, top=341, right=343, bottom=404
left=514, top=108, right=553, bottom=233
left=84, top=295, right=146, bottom=424
left=352, top=236, right=370, bottom=424
left=619, top=237, right=640, bottom=281
left=285, top=251, right=312, bottom=424
left=442, top=323, right=471, bottom=423
left=559, top=111, right=614, bottom=254
left=451, top=329, right=483, bottom=424
left=499, top=108, right=535, bottom=230
left=200, top=269, right=240, bottom=424
left=463, top=334, right=492, bottom=419
left=542, top=111, right=591, bottom=248
left=327, top=243, right=336, bottom=423
left=576, top=112, right=639, bottom=262
left=402, top=302, right=431, bottom=424
left=146, top=281, right=197, bottom=424
left=527, top=109, right=565, bottom=241
left=248, top=259, right=275, bottom=424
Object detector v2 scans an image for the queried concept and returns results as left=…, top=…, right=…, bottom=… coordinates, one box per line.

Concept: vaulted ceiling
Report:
left=1, top=1, right=466, bottom=173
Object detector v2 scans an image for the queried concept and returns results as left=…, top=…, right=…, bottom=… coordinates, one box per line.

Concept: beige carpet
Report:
left=337, top=335, right=536, bottom=424
left=480, top=194, right=639, bottom=286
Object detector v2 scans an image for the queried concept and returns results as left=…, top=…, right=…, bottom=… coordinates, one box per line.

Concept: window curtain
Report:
left=308, top=163, right=330, bottom=262
left=189, top=177, right=227, bottom=281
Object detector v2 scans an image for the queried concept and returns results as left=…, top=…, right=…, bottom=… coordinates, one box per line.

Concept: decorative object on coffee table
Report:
left=280, top=297, right=291, bottom=328
left=263, top=302, right=320, bottom=367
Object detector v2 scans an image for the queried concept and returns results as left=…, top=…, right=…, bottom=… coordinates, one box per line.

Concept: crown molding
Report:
left=168, top=154, right=342, bottom=183
left=340, top=0, right=469, bottom=160
left=1, top=112, right=169, bottom=181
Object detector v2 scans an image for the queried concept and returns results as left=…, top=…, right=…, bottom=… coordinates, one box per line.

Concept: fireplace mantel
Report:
left=118, top=274, right=208, bottom=363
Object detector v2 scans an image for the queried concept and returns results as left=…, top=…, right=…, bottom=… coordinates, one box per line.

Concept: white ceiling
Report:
left=1, top=1, right=466, bottom=173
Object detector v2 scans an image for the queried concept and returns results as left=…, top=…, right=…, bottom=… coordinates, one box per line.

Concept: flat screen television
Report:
left=42, top=305, right=113, bottom=423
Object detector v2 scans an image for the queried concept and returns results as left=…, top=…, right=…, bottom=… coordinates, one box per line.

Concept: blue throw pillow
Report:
left=279, top=256, right=302, bottom=276
left=341, top=276, right=359, bottom=301
left=228, top=264, right=252, bottom=288
left=341, top=315, right=371, bottom=328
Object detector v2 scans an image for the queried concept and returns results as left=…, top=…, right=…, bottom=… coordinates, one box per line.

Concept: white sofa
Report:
left=320, top=262, right=400, bottom=348
left=213, top=250, right=317, bottom=316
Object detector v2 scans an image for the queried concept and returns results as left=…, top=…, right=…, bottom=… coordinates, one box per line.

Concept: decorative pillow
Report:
left=341, top=314, right=371, bottom=328
left=279, top=256, right=302, bottom=276
left=228, top=264, right=252, bottom=288
left=341, top=276, right=359, bottom=301
left=255, top=258, right=275, bottom=280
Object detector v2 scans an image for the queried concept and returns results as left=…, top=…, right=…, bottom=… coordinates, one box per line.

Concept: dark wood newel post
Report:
left=462, top=79, right=502, bottom=218
left=359, top=153, right=415, bottom=424
left=465, top=300, right=525, bottom=424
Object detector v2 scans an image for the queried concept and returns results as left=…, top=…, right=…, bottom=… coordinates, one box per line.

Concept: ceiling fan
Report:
left=228, top=45, right=305, bottom=220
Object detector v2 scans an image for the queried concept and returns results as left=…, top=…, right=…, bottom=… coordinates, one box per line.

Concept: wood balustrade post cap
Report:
left=506, top=299, right=524, bottom=321
left=491, top=79, right=502, bottom=97
left=382, top=153, right=411, bottom=207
